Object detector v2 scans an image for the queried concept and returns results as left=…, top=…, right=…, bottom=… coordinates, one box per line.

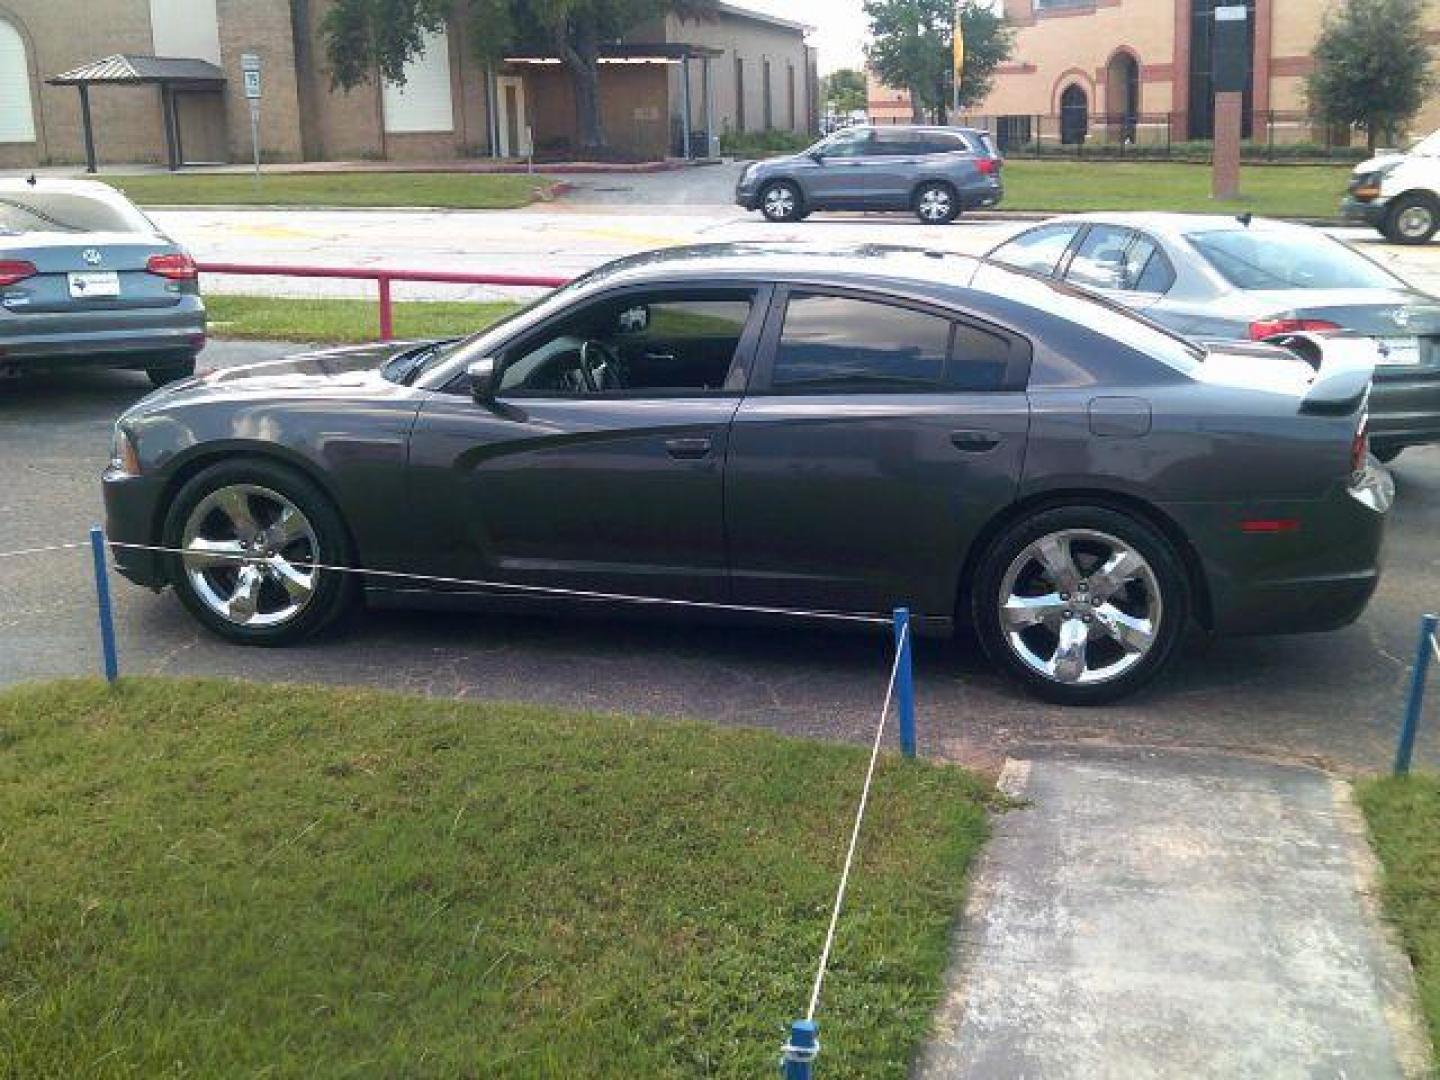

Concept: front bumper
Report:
left=1341, top=195, right=1390, bottom=227
left=1163, top=478, right=1388, bottom=637
left=101, top=467, right=169, bottom=588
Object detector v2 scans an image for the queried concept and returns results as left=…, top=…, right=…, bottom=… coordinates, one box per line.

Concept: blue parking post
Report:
left=780, top=1019, right=818, bottom=1079
left=89, top=526, right=118, bottom=685
left=1394, top=613, right=1439, bottom=776
left=893, top=607, right=916, bottom=758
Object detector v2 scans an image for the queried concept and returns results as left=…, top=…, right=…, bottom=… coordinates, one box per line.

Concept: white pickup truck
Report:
left=1342, top=130, right=1440, bottom=244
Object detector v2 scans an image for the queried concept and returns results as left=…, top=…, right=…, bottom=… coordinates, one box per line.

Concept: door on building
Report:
left=174, top=91, right=227, bottom=164
left=1059, top=84, right=1089, bottom=146
left=496, top=75, right=528, bottom=157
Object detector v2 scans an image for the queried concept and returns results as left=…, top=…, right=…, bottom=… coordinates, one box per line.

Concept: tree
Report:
left=322, top=0, right=713, bottom=156
left=824, top=68, right=869, bottom=115
left=863, top=0, right=1014, bottom=123
left=1308, top=0, right=1434, bottom=152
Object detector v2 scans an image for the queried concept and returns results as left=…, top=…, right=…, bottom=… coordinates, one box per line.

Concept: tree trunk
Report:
left=557, top=21, right=606, bottom=157
left=909, top=88, right=926, bottom=123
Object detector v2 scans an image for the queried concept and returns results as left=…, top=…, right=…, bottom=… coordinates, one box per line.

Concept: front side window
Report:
left=772, top=294, right=953, bottom=392
left=1186, top=229, right=1400, bottom=290
left=989, top=223, right=1082, bottom=276
left=818, top=128, right=873, bottom=158
left=498, top=289, right=755, bottom=396
left=1064, top=225, right=1136, bottom=290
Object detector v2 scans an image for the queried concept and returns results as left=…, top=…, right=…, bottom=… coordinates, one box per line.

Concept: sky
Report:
left=738, top=0, right=873, bottom=74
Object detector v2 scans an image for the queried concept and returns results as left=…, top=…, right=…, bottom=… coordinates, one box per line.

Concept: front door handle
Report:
left=950, top=429, right=1002, bottom=453
left=664, top=436, right=712, bottom=460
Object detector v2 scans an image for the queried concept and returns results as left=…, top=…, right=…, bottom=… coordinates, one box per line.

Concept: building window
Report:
left=763, top=60, right=773, bottom=129
left=997, top=114, right=1032, bottom=151
left=735, top=57, right=746, bottom=133
left=0, top=19, right=35, bottom=144
left=381, top=27, right=455, bottom=134
left=787, top=64, right=796, bottom=130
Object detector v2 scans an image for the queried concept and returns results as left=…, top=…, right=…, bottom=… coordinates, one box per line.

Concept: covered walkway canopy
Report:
left=48, top=55, right=227, bottom=173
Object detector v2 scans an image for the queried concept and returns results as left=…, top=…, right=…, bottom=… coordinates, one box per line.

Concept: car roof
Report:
left=1036, top=211, right=1313, bottom=240
left=0, top=176, right=134, bottom=200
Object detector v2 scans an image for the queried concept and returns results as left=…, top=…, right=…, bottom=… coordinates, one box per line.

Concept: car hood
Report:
left=1352, top=151, right=1409, bottom=175
left=128, top=340, right=431, bottom=415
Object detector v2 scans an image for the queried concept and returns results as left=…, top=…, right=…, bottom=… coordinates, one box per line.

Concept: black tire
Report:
left=162, top=458, right=357, bottom=645
left=147, top=352, right=197, bottom=388
left=759, top=181, right=804, bottom=223
left=1382, top=193, right=1440, bottom=245
left=971, top=505, right=1191, bottom=705
left=913, top=181, right=959, bottom=225
left=1372, top=442, right=1404, bottom=464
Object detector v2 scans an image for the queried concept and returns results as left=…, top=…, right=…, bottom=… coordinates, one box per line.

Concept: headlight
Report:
left=110, top=425, right=140, bottom=476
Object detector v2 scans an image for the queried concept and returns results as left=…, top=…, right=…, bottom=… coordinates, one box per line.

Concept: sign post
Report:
left=1211, top=5, right=1248, bottom=200
left=241, top=52, right=262, bottom=182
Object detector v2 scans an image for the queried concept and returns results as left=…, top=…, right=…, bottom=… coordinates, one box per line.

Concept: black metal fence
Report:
left=950, top=110, right=1369, bottom=162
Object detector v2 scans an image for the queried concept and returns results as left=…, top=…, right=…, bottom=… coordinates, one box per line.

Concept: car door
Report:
left=805, top=128, right=875, bottom=206
left=864, top=129, right=925, bottom=207
left=405, top=284, right=770, bottom=602
left=724, top=287, right=1032, bottom=617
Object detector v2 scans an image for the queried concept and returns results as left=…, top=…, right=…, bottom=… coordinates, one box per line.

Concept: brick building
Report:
left=0, top=0, right=816, bottom=168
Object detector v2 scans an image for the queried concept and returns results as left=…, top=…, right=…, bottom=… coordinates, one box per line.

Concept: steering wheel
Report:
left=578, top=339, right=624, bottom=392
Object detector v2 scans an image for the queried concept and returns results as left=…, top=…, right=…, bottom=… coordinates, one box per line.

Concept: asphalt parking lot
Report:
left=2, top=340, right=1438, bottom=774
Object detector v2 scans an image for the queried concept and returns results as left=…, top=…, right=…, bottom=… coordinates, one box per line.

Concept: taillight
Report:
left=1248, top=317, right=1341, bottom=341
left=146, top=253, right=198, bottom=280
left=977, top=157, right=1000, bottom=176
left=0, top=259, right=37, bottom=287
left=1351, top=413, right=1370, bottom=476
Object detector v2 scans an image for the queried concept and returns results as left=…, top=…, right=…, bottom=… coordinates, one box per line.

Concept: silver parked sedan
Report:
left=0, top=178, right=205, bottom=387
left=985, top=212, right=1440, bottom=461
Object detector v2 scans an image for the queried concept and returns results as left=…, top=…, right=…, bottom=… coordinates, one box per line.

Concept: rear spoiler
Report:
left=1264, top=332, right=1377, bottom=415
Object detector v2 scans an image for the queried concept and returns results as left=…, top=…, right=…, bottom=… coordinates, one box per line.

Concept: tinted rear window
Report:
left=0, top=191, right=152, bottom=234
left=774, top=294, right=952, bottom=390
left=1186, top=229, right=1399, bottom=290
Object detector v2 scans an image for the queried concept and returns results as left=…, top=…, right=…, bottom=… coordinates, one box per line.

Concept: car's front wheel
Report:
left=162, top=458, right=356, bottom=645
left=972, top=506, right=1190, bottom=705
left=759, top=181, right=804, bottom=223
left=914, top=182, right=959, bottom=225
left=1382, top=193, right=1440, bottom=245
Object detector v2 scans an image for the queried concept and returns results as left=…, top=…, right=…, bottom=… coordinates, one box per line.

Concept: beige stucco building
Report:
left=0, top=0, right=815, bottom=169
left=870, top=0, right=1440, bottom=148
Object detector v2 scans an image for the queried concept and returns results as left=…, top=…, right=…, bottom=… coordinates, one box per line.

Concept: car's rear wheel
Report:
left=760, top=181, right=804, bottom=223
left=972, top=506, right=1190, bottom=705
left=914, top=182, right=959, bottom=225
left=162, top=459, right=355, bottom=645
left=147, top=352, right=197, bottom=388
left=1383, top=194, right=1440, bottom=245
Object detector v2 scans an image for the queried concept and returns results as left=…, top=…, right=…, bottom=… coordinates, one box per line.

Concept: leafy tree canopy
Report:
left=824, top=67, right=869, bottom=114
left=863, top=0, right=1014, bottom=122
left=1308, top=0, right=1434, bottom=151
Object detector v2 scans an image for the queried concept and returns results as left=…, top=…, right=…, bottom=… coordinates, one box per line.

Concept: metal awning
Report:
left=46, top=55, right=227, bottom=173
left=49, top=54, right=226, bottom=87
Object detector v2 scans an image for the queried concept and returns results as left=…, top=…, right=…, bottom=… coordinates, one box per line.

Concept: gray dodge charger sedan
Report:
left=103, top=245, right=1388, bottom=704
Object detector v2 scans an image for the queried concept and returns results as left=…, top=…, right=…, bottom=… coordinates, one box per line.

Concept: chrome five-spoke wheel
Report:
left=181, top=484, right=321, bottom=629
left=998, top=528, right=1163, bottom=688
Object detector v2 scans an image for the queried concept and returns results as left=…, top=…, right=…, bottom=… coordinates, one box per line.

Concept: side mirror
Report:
left=467, top=357, right=497, bottom=404
left=809, top=150, right=825, bottom=163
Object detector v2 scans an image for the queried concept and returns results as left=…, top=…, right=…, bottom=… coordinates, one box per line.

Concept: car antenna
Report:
left=1236, top=211, right=1253, bottom=227
left=25, top=173, right=36, bottom=186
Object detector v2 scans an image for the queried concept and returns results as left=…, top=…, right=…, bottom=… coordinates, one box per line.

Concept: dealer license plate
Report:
left=67, top=271, right=120, bottom=299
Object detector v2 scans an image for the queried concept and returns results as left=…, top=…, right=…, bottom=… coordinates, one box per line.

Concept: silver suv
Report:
left=735, top=125, right=1004, bottom=225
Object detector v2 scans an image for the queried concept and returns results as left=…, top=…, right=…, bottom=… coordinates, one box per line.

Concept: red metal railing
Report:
left=196, top=262, right=573, bottom=341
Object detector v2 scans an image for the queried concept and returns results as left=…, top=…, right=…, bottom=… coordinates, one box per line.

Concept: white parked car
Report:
left=1342, top=130, right=1440, bottom=244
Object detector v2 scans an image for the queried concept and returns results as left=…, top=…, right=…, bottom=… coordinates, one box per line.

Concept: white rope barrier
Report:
left=805, top=619, right=909, bottom=1023
left=0, top=542, right=88, bottom=560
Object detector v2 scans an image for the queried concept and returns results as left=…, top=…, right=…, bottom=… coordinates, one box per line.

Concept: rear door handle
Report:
left=664, top=436, right=712, bottom=460
left=950, top=429, right=1002, bottom=453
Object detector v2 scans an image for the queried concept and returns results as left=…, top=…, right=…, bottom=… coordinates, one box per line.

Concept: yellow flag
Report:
left=952, top=3, right=965, bottom=109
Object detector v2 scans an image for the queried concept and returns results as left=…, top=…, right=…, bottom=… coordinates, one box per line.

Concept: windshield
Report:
left=0, top=192, right=153, bottom=235
left=1186, top=230, right=1401, bottom=291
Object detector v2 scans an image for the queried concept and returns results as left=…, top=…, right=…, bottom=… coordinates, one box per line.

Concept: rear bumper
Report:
left=0, top=300, right=205, bottom=366
left=101, top=467, right=168, bottom=588
left=1369, top=368, right=1440, bottom=448
left=959, top=180, right=1004, bottom=210
left=1163, top=480, right=1388, bottom=636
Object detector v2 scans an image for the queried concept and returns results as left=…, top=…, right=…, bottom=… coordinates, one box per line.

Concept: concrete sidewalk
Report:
left=920, top=748, right=1432, bottom=1079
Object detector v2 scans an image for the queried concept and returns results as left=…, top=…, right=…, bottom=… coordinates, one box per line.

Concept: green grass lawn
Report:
left=102, top=172, right=557, bottom=209
left=1000, top=160, right=1352, bottom=219
left=0, top=678, right=991, bottom=1078
left=1357, top=775, right=1440, bottom=1059
left=206, top=295, right=520, bottom=343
